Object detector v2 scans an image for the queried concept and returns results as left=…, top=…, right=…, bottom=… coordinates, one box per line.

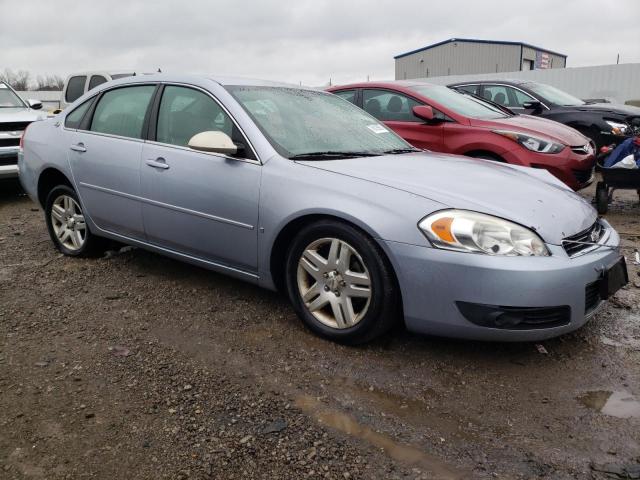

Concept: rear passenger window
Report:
left=64, top=99, right=93, bottom=129
left=333, top=90, right=357, bottom=105
left=456, top=85, right=479, bottom=96
left=362, top=90, right=422, bottom=122
left=65, top=76, right=86, bottom=103
left=90, top=85, right=155, bottom=139
left=88, top=75, right=107, bottom=91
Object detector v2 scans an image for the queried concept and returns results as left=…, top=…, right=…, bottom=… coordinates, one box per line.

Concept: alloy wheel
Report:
left=296, top=237, right=372, bottom=329
left=50, top=194, right=87, bottom=251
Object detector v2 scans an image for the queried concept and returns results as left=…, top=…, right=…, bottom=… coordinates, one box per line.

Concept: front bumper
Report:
left=384, top=222, right=621, bottom=341
left=0, top=146, right=20, bottom=179
left=502, top=147, right=596, bottom=191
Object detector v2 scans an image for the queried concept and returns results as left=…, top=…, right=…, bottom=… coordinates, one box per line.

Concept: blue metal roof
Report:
left=393, top=38, right=567, bottom=60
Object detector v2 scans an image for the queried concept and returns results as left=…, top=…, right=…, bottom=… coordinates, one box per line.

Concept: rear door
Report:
left=361, top=89, right=443, bottom=150
left=68, top=84, right=156, bottom=239
left=139, top=84, right=261, bottom=272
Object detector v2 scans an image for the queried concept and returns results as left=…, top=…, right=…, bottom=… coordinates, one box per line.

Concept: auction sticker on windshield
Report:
left=367, top=124, right=388, bottom=134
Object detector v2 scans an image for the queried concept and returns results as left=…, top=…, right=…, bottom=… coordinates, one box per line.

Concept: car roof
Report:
left=329, top=80, right=440, bottom=90
left=449, top=79, right=531, bottom=87
left=102, top=73, right=315, bottom=90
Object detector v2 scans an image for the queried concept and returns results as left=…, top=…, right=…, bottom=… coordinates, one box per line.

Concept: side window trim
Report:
left=362, top=88, right=421, bottom=123
left=77, top=83, right=157, bottom=140
left=482, top=84, right=549, bottom=110
left=63, top=96, right=97, bottom=130
left=146, top=82, right=260, bottom=164
left=362, top=88, right=451, bottom=123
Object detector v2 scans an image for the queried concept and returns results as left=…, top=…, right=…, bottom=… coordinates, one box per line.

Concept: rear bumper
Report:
left=383, top=221, right=621, bottom=342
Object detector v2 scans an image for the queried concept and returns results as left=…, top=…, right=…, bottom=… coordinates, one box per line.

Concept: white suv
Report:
left=61, top=71, right=147, bottom=109
left=0, top=82, right=46, bottom=179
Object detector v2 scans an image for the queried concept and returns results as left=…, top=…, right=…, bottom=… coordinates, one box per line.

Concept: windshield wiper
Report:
left=382, top=148, right=421, bottom=154
left=289, top=151, right=378, bottom=160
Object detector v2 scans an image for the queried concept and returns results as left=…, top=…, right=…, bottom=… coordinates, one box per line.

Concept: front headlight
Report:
left=605, top=120, right=629, bottom=136
left=418, top=210, right=550, bottom=256
left=493, top=130, right=565, bottom=154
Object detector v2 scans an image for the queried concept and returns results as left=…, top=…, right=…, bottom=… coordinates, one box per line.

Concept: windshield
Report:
left=0, top=83, right=26, bottom=108
left=524, top=82, right=585, bottom=106
left=226, top=86, right=413, bottom=158
left=409, top=84, right=508, bottom=119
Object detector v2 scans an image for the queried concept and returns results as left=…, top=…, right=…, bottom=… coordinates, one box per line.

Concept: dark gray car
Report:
left=18, top=74, right=627, bottom=344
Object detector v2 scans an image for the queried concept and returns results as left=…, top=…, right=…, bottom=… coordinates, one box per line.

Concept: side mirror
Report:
left=27, top=99, right=43, bottom=110
left=412, top=105, right=435, bottom=121
left=188, top=131, right=238, bottom=155
left=522, top=101, right=542, bottom=112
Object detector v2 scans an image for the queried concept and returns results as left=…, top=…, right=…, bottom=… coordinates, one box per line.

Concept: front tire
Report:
left=595, top=182, right=609, bottom=214
left=45, top=185, right=104, bottom=257
left=285, top=220, right=399, bottom=344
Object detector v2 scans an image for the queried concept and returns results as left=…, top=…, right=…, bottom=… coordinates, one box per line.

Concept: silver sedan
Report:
left=18, top=74, right=627, bottom=344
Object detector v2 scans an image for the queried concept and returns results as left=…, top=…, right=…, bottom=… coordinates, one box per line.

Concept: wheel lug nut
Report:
left=324, top=285, right=330, bottom=291
left=335, top=292, right=341, bottom=297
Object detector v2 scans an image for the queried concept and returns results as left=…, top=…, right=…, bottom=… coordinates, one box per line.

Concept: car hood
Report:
left=567, top=102, right=640, bottom=117
left=469, top=114, right=589, bottom=146
left=0, top=108, right=46, bottom=124
left=298, top=152, right=596, bottom=245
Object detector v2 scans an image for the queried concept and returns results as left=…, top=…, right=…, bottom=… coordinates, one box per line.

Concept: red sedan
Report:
left=327, top=81, right=596, bottom=190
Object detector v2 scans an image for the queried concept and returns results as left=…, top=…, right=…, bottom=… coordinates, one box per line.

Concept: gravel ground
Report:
left=1, top=179, right=639, bottom=480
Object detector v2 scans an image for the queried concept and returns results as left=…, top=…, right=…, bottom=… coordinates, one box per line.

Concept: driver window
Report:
left=156, top=85, right=254, bottom=159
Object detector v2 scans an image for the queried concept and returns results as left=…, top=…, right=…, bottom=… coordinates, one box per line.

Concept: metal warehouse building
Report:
left=394, top=38, right=567, bottom=80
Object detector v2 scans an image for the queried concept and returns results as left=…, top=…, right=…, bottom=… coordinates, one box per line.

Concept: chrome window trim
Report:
left=152, top=82, right=261, bottom=164
left=454, top=83, right=550, bottom=111
left=145, top=140, right=259, bottom=165
left=63, top=81, right=261, bottom=164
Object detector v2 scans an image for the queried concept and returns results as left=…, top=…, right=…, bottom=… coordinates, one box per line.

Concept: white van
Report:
left=61, top=71, right=145, bottom=109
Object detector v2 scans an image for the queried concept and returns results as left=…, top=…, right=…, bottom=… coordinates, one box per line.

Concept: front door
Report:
left=361, top=89, right=444, bottom=151
left=68, top=84, right=156, bottom=239
left=140, top=85, right=261, bottom=272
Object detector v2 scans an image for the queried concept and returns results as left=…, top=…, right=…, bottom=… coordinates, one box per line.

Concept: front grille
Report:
left=572, top=168, right=593, bottom=184
left=585, top=281, right=601, bottom=314
left=0, top=154, right=18, bottom=166
left=571, top=144, right=591, bottom=155
left=562, top=221, right=604, bottom=257
left=0, top=122, right=29, bottom=132
left=0, top=138, right=19, bottom=148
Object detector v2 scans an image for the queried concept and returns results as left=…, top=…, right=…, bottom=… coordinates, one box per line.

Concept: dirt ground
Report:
left=1, top=178, right=639, bottom=480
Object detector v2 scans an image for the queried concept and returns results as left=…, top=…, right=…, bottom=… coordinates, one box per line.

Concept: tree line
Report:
left=0, top=68, right=64, bottom=91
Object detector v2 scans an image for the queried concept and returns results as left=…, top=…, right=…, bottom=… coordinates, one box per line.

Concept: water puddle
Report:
left=326, top=376, right=477, bottom=441
left=579, top=391, right=640, bottom=418
left=295, top=394, right=467, bottom=480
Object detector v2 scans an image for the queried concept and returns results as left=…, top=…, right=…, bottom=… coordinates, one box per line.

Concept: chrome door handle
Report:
left=145, top=158, right=170, bottom=170
left=70, top=143, right=87, bottom=153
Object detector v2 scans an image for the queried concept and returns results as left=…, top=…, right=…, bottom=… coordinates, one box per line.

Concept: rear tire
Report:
left=285, top=220, right=399, bottom=345
left=595, top=182, right=608, bottom=214
left=45, top=185, right=105, bottom=257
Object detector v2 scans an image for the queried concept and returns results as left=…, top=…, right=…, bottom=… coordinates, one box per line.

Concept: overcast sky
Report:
left=2, top=0, right=639, bottom=86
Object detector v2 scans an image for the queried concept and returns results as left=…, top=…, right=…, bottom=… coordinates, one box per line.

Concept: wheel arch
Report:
left=464, top=150, right=506, bottom=162
left=37, top=167, right=74, bottom=208
left=268, top=213, right=403, bottom=313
